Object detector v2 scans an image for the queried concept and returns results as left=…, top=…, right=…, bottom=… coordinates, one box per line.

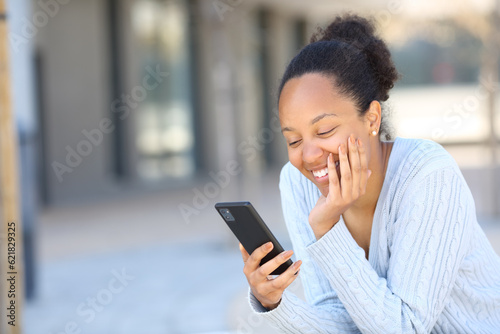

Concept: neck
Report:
left=349, top=140, right=393, bottom=213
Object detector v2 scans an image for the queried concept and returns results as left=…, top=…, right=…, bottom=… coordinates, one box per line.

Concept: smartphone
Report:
left=215, top=201, right=293, bottom=275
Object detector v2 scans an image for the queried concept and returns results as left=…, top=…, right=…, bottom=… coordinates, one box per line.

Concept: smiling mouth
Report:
left=311, top=160, right=340, bottom=179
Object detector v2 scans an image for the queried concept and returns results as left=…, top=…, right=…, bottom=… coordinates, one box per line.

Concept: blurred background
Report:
left=1, top=0, right=500, bottom=333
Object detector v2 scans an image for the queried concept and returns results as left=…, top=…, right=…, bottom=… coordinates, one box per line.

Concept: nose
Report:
left=302, top=141, right=323, bottom=164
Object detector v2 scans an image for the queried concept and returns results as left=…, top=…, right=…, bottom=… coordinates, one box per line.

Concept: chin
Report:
left=301, top=169, right=329, bottom=197
left=318, top=184, right=329, bottom=197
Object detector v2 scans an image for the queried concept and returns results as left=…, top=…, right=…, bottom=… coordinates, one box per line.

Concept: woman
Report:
left=239, top=14, right=500, bottom=333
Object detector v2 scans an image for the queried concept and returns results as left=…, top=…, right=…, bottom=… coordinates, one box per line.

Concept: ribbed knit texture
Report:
left=248, top=137, right=500, bottom=333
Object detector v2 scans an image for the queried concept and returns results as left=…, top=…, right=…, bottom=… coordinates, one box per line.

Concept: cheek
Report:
left=287, top=148, right=303, bottom=170
left=323, top=134, right=349, bottom=152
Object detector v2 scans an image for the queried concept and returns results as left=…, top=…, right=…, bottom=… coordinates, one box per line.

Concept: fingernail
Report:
left=368, top=169, right=372, bottom=178
left=350, top=135, right=355, bottom=144
left=282, top=250, right=293, bottom=259
left=338, top=145, right=342, bottom=154
left=292, top=260, right=301, bottom=269
left=358, top=139, right=363, bottom=147
left=266, top=242, right=273, bottom=250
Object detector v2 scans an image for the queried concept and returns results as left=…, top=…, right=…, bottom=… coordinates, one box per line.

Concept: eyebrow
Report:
left=281, top=113, right=338, bottom=133
left=311, top=113, right=337, bottom=124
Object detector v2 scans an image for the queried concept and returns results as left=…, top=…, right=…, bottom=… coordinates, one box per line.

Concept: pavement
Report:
left=24, top=170, right=290, bottom=334
left=23, top=170, right=500, bottom=334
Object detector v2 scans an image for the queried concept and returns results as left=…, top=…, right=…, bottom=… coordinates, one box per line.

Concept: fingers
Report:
left=258, top=260, right=302, bottom=295
left=243, top=242, right=273, bottom=275
left=327, top=153, right=340, bottom=198
left=339, top=134, right=370, bottom=201
left=348, top=134, right=361, bottom=199
left=357, top=138, right=370, bottom=196
left=338, top=142, right=352, bottom=200
left=239, top=243, right=249, bottom=262
left=257, top=249, right=294, bottom=279
left=243, top=245, right=302, bottom=299
left=239, top=243, right=303, bottom=310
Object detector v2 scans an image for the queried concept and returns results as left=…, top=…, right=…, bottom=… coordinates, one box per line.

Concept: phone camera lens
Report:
left=219, top=208, right=235, bottom=221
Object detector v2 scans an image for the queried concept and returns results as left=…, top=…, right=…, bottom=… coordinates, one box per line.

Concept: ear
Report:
left=364, top=100, right=382, bottom=134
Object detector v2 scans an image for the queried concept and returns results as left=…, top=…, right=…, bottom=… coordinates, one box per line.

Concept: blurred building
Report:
left=33, top=0, right=316, bottom=205
left=16, top=0, right=499, bottom=215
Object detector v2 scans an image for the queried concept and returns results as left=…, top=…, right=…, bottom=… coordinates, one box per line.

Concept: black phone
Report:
left=215, top=201, right=293, bottom=275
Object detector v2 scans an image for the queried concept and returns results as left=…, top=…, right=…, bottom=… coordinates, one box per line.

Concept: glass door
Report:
left=129, top=0, right=195, bottom=181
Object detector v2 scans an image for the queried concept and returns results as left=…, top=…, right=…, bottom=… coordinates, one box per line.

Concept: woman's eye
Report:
left=318, top=128, right=335, bottom=136
left=288, top=140, right=301, bottom=147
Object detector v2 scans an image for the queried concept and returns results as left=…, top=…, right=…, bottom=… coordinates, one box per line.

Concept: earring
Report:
left=372, top=130, right=377, bottom=136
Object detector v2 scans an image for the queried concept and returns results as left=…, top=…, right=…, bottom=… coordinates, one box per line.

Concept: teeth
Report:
left=313, top=167, right=328, bottom=178
left=312, top=161, right=340, bottom=178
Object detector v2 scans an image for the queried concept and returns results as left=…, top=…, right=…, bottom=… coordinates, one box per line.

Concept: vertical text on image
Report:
left=5, top=221, right=17, bottom=326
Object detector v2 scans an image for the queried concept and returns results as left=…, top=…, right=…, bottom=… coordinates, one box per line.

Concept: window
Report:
left=130, top=0, right=195, bottom=180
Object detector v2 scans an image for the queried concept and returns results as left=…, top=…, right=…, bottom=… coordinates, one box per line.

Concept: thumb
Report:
left=239, top=243, right=250, bottom=262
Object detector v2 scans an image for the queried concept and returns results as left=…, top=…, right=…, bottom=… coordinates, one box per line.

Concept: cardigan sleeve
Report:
left=305, top=165, right=472, bottom=333
left=247, top=163, right=359, bottom=333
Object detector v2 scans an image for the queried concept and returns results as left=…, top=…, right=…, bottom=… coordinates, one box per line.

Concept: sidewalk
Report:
left=24, top=171, right=500, bottom=334
left=24, top=171, right=289, bottom=334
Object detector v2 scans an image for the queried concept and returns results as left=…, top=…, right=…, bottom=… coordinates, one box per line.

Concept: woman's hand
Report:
left=240, top=242, right=302, bottom=310
left=309, top=134, right=371, bottom=240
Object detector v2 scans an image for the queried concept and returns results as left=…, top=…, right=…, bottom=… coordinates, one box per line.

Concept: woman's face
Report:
left=279, top=73, right=377, bottom=197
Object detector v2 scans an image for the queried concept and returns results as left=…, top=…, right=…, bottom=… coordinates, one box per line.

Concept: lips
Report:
left=312, top=167, right=328, bottom=178
left=310, top=160, right=340, bottom=181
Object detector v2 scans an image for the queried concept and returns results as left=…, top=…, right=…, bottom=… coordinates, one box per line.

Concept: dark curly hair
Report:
left=278, top=14, right=399, bottom=140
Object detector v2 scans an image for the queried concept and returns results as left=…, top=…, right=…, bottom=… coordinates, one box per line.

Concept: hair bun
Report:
left=311, top=13, right=399, bottom=101
left=311, top=14, right=374, bottom=47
